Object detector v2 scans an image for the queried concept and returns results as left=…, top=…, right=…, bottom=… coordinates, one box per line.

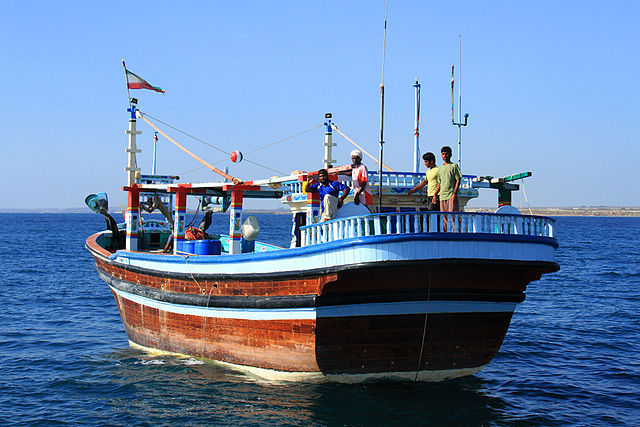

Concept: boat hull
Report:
left=88, top=230, right=558, bottom=381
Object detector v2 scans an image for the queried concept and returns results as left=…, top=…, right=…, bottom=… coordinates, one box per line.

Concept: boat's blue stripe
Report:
left=110, top=232, right=558, bottom=264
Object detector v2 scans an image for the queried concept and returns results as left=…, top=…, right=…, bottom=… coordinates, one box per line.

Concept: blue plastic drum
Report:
left=195, top=239, right=222, bottom=255
left=183, top=240, right=196, bottom=254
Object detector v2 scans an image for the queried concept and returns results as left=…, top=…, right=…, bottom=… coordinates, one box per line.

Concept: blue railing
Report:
left=281, top=172, right=477, bottom=195
left=299, top=211, right=555, bottom=246
left=368, top=171, right=477, bottom=190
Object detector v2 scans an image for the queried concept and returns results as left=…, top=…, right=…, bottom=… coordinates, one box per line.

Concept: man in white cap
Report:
left=348, top=149, right=372, bottom=208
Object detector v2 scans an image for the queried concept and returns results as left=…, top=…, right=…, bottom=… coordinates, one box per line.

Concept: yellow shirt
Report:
left=426, top=167, right=439, bottom=196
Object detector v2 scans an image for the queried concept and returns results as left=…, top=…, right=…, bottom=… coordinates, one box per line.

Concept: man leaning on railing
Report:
left=307, top=169, right=350, bottom=221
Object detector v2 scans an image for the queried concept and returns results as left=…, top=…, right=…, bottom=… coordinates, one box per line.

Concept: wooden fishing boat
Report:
left=85, top=103, right=558, bottom=382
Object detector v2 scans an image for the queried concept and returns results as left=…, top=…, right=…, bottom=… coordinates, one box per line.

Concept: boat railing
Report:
left=285, top=181, right=305, bottom=194
left=281, top=173, right=476, bottom=195
left=368, top=172, right=476, bottom=189
left=299, top=211, right=555, bottom=246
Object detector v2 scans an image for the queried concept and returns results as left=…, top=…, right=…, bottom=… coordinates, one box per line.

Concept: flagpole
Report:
left=122, top=59, right=132, bottom=106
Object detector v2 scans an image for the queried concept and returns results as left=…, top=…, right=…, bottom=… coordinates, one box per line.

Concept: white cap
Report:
left=350, top=149, right=363, bottom=158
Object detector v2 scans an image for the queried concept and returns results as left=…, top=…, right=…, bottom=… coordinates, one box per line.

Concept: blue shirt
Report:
left=310, top=181, right=348, bottom=211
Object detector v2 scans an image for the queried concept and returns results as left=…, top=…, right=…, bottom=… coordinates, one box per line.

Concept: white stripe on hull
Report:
left=110, top=286, right=517, bottom=321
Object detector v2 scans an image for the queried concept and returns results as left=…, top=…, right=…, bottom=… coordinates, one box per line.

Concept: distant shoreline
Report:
left=1, top=207, right=639, bottom=217
left=465, top=207, right=640, bottom=217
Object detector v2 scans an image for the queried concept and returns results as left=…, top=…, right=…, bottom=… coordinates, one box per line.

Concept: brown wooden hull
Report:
left=114, top=287, right=512, bottom=375
left=87, top=230, right=558, bottom=381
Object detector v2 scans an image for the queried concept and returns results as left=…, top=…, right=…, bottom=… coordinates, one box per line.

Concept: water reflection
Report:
left=99, top=347, right=512, bottom=425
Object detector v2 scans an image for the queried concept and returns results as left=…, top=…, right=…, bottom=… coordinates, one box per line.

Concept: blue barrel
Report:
left=195, top=239, right=222, bottom=255
left=241, top=238, right=255, bottom=253
left=183, top=240, right=196, bottom=254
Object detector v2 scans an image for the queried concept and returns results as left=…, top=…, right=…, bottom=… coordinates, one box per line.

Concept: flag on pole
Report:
left=124, top=68, right=165, bottom=93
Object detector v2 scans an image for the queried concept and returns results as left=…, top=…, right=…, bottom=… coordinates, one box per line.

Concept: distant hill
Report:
left=466, top=207, right=640, bottom=217
left=0, top=207, right=291, bottom=214
left=2, top=206, right=638, bottom=216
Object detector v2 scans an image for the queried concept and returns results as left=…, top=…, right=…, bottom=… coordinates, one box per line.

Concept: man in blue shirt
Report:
left=308, top=169, right=350, bottom=221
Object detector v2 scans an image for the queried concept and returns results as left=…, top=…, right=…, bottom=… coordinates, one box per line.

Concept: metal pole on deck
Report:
left=323, top=113, right=335, bottom=170
left=125, top=104, right=141, bottom=186
left=451, top=36, right=469, bottom=170
left=124, top=104, right=142, bottom=252
left=413, top=79, right=421, bottom=173
left=458, top=36, right=462, bottom=168
left=378, top=84, right=385, bottom=213
left=152, top=132, right=158, bottom=175
left=378, top=0, right=389, bottom=213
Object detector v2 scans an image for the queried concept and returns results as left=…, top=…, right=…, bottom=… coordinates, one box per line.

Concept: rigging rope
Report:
left=178, top=157, right=285, bottom=177
left=177, top=126, right=323, bottom=177
left=181, top=255, right=205, bottom=295
left=140, top=111, right=230, bottom=155
left=331, top=124, right=395, bottom=172
left=138, top=112, right=241, bottom=183
left=520, top=178, right=534, bottom=215
left=186, top=198, right=201, bottom=228
left=245, top=124, right=323, bottom=155
left=139, top=110, right=315, bottom=177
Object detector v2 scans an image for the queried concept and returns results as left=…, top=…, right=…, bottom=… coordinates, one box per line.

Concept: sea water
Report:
left=0, top=213, right=638, bottom=425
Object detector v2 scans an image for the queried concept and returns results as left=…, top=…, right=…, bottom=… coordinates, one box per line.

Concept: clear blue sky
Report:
left=1, top=1, right=638, bottom=210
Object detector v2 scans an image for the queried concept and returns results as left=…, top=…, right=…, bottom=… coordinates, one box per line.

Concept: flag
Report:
left=125, top=68, right=165, bottom=93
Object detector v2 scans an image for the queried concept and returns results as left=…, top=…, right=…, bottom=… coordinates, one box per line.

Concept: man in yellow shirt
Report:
left=408, top=152, right=439, bottom=211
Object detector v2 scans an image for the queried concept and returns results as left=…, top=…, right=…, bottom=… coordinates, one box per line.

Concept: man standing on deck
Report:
left=307, top=169, right=350, bottom=221
left=435, top=146, right=462, bottom=231
left=345, top=150, right=373, bottom=209
left=408, top=152, right=440, bottom=211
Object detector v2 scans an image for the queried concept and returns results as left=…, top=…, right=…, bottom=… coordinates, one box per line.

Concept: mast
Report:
left=125, top=103, right=141, bottom=186
left=458, top=36, right=462, bottom=167
left=124, top=102, right=142, bottom=252
left=451, top=36, right=469, bottom=169
left=378, top=0, right=389, bottom=213
left=413, top=79, right=421, bottom=173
